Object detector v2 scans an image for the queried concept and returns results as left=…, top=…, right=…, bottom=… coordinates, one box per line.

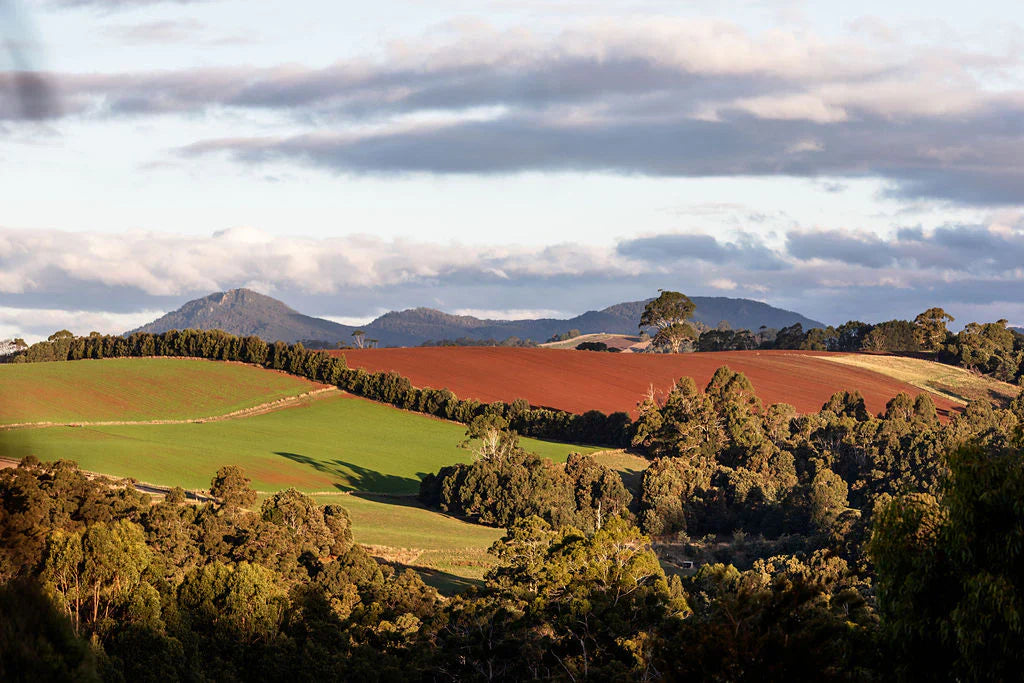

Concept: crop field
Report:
left=819, top=354, right=1021, bottom=407
left=0, top=392, right=598, bottom=494
left=335, top=347, right=961, bottom=418
left=0, top=357, right=322, bottom=425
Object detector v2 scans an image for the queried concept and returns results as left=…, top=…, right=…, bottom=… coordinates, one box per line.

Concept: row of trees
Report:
left=768, top=309, right=1024, bottom=383
left=419, top=336, right=538, bottom=348
left=635, top=291, right=1024, bottom=384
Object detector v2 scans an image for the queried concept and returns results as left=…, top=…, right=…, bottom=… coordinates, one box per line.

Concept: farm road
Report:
left=0, top=387, right=338, bottom=431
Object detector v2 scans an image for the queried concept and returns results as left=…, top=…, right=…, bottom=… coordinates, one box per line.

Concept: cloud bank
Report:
left=4, top=19, right=1024, bottom=203
left=3, top=220, right=1023, bottom=340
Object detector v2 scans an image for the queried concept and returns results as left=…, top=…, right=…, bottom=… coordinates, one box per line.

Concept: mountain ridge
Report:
left=130, top=289, right=826, bottom=347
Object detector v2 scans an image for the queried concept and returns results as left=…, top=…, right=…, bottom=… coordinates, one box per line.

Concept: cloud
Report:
left=52, top=0, right=216, bottom=8
left=102, top=19, right=205, bottom=44
left=4, top=18, right=1024, bottom=203
left=0, top=306, right=165, bottom=343
left=616, top=233, right=788, bottom=270
left=786, top=223, right=1024, bottom=272
left=3, top=220, right=1024, bottom=338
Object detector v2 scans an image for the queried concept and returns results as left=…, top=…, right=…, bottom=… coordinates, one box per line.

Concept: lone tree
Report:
left=913, top=307, right=954, bottom=352
left=460, top=413, right=519, bottom=461
left=639, top=290, right=697, bottom=353
left=352, top=330, right=366, bottom=349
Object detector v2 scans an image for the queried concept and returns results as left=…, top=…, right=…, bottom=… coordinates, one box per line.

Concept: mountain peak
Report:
left=128, top=288, right=349, bottom=342
left=130, top=290, right=825, bottom=346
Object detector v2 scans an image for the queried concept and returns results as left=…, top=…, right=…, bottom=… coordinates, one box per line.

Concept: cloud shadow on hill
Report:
left=273, top=451, right=421, bottom=493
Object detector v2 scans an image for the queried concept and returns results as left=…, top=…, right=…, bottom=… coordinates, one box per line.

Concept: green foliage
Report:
left=668, top=552, right=878, bottom=680
left=0, top=579, right=100, bottom=682
left=640, top=290, right=698, bottom=353
left=210, top=465, right=257, bottom=509
left=698, top=328, right=756, bottom=351
left=871, top=443, right=1024, bottom=681
left=914, top=307, right=955, bottom=352
left=576, top=340, right=615, bottom=352
left=862, top=319, right=921, bottom=353
left=424, top=442, right=632, bottom=532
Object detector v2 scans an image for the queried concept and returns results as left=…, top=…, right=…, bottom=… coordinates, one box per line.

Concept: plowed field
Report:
left=334, top=348, right=960, bottom=418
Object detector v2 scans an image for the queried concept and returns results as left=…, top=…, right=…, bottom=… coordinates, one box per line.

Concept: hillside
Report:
left=0, top=357, right=321, bottom=425
left=819, top=354, right=1022, bottom=407
left=129, top=289, right=824, bottom=346
left=335, top=347, right=960, bottom=418
left=0, top=391, right=596, bottom=493
left=129, top=288, right=357, bottom=343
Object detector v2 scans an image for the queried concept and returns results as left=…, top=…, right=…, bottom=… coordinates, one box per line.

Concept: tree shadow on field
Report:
left=350, top=490, right=430, bottom=510
left=377, top=560, right=484, bottom=596
left=274, top=452, right=420, bottom=494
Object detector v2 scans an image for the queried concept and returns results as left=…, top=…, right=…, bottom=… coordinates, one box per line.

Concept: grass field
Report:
left=314, top=493, right=505, bottom=592
left=0, top=393, right=599, bottom=494
left=590, top=449, right=652, bottom=495
left=819, top=354, right=1021, bottom=407
left=540, top=333, right=643, bottom=351
left=0, top=358, right=321, bottom=425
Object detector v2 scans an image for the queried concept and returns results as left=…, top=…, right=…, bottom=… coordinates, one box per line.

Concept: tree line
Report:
left=719, top=308, right=1024, bottom=384
left=636, top=292, right=1024, bottom=384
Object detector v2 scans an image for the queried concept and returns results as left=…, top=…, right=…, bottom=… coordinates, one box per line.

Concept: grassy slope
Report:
left=819, top=354, right=1021, bottom=407
left=313, top=493, right=505, bottom=592
left=0, top=394, right=599, bottom=494
left=540, top=333, right=641, bottom=350
left=0, top=358, right=319, bottom=425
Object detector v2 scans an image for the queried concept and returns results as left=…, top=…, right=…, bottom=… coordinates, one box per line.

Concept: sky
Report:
left=2, top=0, right=1024, bottom=341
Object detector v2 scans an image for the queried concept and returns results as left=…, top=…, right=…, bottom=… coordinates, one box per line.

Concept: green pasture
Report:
left=0, top=358, right=318, bottom=425
left=0, top=394, right=599, bottom=494
left=312, top=493, right=505, bottom=592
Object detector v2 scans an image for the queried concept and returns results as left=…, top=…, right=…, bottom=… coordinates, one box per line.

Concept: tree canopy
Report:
left=640, top=291, right=697, bottom=353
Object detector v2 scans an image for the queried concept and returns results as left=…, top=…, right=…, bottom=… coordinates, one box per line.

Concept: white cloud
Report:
left=452, top=308, right=569, bottom=320
left=0, top=306, right=165, bottom=344
left=3, top=217, right=1024, bottom=334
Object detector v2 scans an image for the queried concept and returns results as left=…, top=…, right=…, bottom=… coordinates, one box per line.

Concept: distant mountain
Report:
left=1012, top=326, right=1024, bottom=336
left=129, top=289, right=356, bottom=342
left=130, top=289, right=825, bottom=347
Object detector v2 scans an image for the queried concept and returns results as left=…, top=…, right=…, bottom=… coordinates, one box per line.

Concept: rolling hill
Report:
left=130, top=288, right=824, bottom=346
left=0, top=357, right=322, bottom=425
left=335, top=347, right=962, bottom=419
left=0, top=392, right=594, bottom=493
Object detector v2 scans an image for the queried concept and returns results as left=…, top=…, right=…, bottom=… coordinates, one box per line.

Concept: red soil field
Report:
left=332, top=348, right=960, bottom=419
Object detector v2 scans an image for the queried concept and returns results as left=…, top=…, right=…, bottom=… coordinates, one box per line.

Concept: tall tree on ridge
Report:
left=640, top=290, right=697, bottom=353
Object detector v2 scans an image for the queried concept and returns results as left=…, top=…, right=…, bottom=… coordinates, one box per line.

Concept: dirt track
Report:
left=334, top=348, right=961, bottom=418
left=0, top=387, right=338, bottom=431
